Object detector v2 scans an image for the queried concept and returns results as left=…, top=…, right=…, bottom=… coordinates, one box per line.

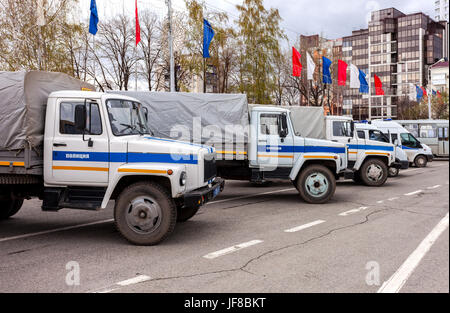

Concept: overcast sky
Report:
left=80, top=0, right=436, bottom=45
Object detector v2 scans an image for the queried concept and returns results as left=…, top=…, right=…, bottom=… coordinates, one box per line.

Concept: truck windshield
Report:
left=106, top=99, right=149, bottom=136
left=400, top=132, right=421, bottom=148
left=333, top=121, right=352, bottom=137
left=369, top=130, right=389, bottom=143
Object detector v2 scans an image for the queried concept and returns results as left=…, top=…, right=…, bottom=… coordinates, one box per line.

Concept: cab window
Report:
left=400, top=133, right=421, bottom=148
left=260, top=114, right=283, bottom=136
left=333, top=121, right=352, bottom=137
left=60, top=102, right=102, bottom=135
left=369, top=130, right=389, bottom=143
left=357, top=130, right=365, bottom=139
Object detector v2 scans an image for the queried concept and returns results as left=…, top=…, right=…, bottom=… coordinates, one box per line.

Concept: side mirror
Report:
left=350, top=121, right=355, bottom=136
left=279, top=113, right=288, bottom=138
left=74, top=105, right=87, bottom=131
left=143, top=107, right=149, bottom=123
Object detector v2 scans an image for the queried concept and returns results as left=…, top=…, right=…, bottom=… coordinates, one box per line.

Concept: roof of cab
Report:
left=48, top=90, right=140, bottom=103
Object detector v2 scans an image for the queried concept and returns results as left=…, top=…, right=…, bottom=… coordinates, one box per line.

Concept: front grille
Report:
left=204, top=156, right=217, bottom=182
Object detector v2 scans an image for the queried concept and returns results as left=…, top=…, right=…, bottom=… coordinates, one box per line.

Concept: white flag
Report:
left=37, top=0, right=45, bottom=26
left=307, top=52, right=315, bottom=80
left=349, top=63, right=360, bottom=89
left=408, top=83, right=416, bottom=101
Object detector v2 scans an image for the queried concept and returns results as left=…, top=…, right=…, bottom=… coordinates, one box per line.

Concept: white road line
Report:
left=388, top=197, right=399, bottom=201
left=376, top=200, right=384, bottom=204
left=427, top=185, right=441, bottom=190
left=284, top=220, right=326, bottom=233
left=404, top=190, right=423, bottom=196
left=209, top=188, right=296, bottom=205
left=378, top=213, right=449, bottom=293
left=203, top=240, right=263, bottom=259
left=0, top=219, right=114, bottom=243
left=338, top=207, right=368, bottom=217
left=116, top=275, right=152, bottom=286
left=94, top=288, right=120, bottom=294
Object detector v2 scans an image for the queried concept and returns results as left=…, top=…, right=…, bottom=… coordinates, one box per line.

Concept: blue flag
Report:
left=358, top=69, right=369, bottom=93
left=322, top=57, right=332, bottom=84
left=203, top=19, right=215, bottom=58
left=416, top=85, right=423, bottom=101
left=432, top=89, right=437, bottom=96
left=89, top=0, right=99, bottom=35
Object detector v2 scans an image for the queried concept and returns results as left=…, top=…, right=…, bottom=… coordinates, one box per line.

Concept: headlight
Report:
left=180, top=171, right=187, bottom=186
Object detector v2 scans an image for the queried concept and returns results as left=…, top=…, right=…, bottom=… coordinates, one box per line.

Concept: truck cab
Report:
left=325, top=116, right=396, bottom=186
left=371, top=120, right=434, bottom=168
left=355, top=122, right=409, bottom=177
left=10, top=90, right=224, bottom=245
left=246, top=106, right=349, bottom=204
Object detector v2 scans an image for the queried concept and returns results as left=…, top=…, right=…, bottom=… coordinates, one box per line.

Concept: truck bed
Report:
left=0, top=147, right=43, bottom=176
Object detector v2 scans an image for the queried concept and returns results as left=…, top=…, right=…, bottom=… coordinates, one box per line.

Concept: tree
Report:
left=432, top=91, right=449, bottom=119
left=235, top=0, right=285, bottom=104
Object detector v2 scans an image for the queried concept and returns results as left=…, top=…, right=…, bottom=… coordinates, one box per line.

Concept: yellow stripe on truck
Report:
left=365, top=152, right=390, bottom=156
left=217, top=151, right=247, bottom=155
left=0, top=161, right=25, bottom=167
left=118, top=168, right=167, bottom=174
left=258, top=154, right=294, bottom=159
left=304, top=155, right=337, bottom=159
left=52, top=166, right=109, bottom=172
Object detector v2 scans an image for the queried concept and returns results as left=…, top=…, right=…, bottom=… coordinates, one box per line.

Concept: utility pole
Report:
left=166, top=0, right=175, bottom=92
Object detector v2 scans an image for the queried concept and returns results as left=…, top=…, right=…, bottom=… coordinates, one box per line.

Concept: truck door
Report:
left=330, top=120, right=360, bottom=165
left=257, top=112, right=294, bottom=168
left=438, top=127, right=448, bottom=157
left=52, top=99, right=109, bottom=184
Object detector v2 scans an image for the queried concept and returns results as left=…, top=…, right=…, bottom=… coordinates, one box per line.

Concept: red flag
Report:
left=337, top=60, right=347, bottom=86
left=374, top=74, right=384, bottom=95
left=437, top=91, right=442, bottom=98
left=421, top=86, right=427, bottom=97
left=292, top=47, right=302, bottom=77
left=135, top=0, right=141, bottom=46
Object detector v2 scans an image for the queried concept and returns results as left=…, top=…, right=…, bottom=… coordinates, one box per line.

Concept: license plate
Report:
left=212, top=186, right=220, bottom=198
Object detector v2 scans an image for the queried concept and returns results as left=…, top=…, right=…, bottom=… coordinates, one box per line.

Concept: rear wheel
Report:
left=177, top=205, right=200, bottom=222
left=388, top=167, right=399, bottom=177
left=296, top=165, right=336, bottom=204
left=0, top=196, right=24, bottom=220
left=414, top=155, right=428, bottom=168
left=114, top=182, right=177, bottom=245
left=360, top=159, right=388, bottom=186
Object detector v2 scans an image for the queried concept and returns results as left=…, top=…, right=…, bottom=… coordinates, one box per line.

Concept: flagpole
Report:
left=166, top=0, right=175, bottom=92
left=93, top=34, right=96, bottom=88
left=135, top=45, right=138, bottom=91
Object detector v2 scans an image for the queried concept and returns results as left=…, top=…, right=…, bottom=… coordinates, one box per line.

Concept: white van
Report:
left=371, top=120, right=434, bottom=167
left=355, top=123, right=409, bottom=177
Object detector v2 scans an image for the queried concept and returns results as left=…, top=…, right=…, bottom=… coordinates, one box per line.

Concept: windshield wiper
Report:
left=120, top=123, right=144, bottom=135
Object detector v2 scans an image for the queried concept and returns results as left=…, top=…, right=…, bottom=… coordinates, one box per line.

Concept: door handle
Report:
left=53, top=143, right=67, bottom=147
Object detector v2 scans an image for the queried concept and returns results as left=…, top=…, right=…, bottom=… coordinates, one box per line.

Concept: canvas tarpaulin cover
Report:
left=108, top=91, right=249, bottom=144
left=0, top=71, right=95, bottom=151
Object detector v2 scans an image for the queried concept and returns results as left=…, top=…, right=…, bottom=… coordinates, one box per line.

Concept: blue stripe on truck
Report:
left=347, top=144, right=394, bottom=151
left=53, top=151, right=198, bottom=164
left=257, top=145, right=345, bottom=154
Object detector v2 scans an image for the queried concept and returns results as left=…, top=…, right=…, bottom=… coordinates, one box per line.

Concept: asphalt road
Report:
left=0, top=161, right=448, bottom=293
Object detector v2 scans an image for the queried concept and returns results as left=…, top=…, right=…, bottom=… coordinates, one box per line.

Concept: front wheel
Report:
left=360, top=159, right=388, bottom=186
left=0, top=197, right=24, bottom=220
left=414, top=155, right=428, bottom=168
left=296, top=165, right=336, bottom=204
left=388, top=167, right=399, bottom=177
left=114, top=182, right=177, bottom=245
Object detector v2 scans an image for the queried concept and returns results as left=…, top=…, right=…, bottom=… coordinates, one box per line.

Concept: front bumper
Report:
left=182, top=178, right=225, bottom=208
left=393, top=159, right=409, bottom=170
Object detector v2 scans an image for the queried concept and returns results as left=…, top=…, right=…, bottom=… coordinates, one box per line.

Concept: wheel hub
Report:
left=367, top=164, right=383, bottom=182
left=126, top=197, right=162, bottom=234
left=305, top=172, right=329, bottom=197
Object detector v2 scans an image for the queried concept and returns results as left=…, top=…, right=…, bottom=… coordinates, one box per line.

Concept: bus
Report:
left=396, top=120, right=449, bottom=158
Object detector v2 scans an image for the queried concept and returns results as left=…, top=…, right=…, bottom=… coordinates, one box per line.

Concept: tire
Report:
left=177, top=205, right=200, bottom=222
left=359, top=159, right=388, bottom=187
left=388, top=167, right=399, bottom=177
left=114, top=181, right=177, bottom=245
left=0, top=197, right=24, bottom=220
left=296, top=165, right=336, bottom=204
left=414, top=155, right=428, bottom=168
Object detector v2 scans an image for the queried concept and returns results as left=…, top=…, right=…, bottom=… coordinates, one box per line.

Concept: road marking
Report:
left=404, top=190, right=423, bottom=196
left=378, top=213, right=449, bottom=293
left=209, top=188, right=296, bottom=205
left=427, top=185, right=441, bottom=190
left=116, top=275, right=152, bottom=286
left=338, top=207, right=368, bottom=216
left=376, top=200, right=384, bottom=204
left=92, top=275, right=152, bottom=293
left=388, top=197, right=399, bottom=201
left=0, top=219, right=114, bottom=243
left=284, top=220, right=326, bottom=233
left=203, top=240, right=263, bottom=259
